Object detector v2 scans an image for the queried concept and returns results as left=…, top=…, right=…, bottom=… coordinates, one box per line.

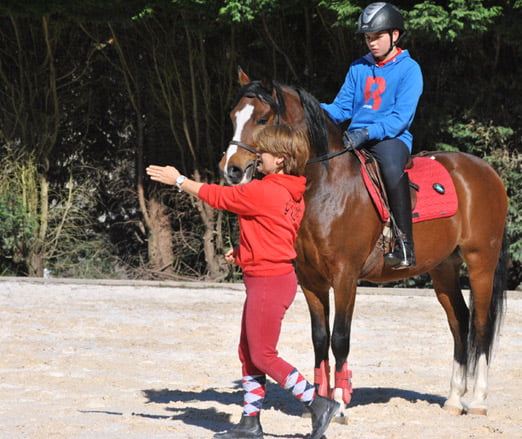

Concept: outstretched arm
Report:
left=146, top=165, right=203, bottom=197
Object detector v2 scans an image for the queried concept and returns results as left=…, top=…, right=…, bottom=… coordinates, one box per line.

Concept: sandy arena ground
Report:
left=0, top=278, right=520, bottom=439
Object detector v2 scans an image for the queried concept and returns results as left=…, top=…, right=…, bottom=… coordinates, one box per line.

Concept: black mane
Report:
left=234, top=80, right=287, bottom=118
left=234, top=80, right=331, bottom=161
left=295, top=86, right=330, bottom=162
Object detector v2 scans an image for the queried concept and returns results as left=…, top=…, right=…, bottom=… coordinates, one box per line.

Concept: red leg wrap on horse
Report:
left=313, top=360, right=331, bottom=397
left=332, top=362, right=353, bottom=404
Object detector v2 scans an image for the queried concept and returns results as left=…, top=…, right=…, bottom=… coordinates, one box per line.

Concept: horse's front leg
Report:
left=301, top=285, right=332, bottom=398
left=330, top=278, right=358, bottom=423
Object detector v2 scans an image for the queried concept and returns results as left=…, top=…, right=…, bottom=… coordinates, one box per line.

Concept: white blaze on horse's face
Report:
left=223, top=103, right=256, bottom=185
left=232, top=103, right=254, bottom=143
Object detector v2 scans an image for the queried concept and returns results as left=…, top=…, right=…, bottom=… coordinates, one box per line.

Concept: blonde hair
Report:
left=253, top=124, right=310, bottom=176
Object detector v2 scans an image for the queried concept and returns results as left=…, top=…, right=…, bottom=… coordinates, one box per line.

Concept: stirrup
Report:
left=384, top=241, right=415, bottom=270
left=392, top=256, right=416, bottom=270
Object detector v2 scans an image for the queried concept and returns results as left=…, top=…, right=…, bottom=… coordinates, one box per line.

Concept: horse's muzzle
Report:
left=225, top=160, right=256, bottom=185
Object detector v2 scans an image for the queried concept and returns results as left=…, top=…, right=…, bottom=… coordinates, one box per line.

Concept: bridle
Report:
left=229, top=136, right=354, bottom=166
left=229, top=83, right=354, bottom=166
left=228, top=140, right=259, bottom=155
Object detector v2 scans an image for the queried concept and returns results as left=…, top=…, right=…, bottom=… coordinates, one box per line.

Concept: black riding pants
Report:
left=366, top=138, right=410, bottom=191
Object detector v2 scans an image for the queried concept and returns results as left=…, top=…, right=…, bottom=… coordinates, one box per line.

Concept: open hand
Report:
left=146, top=165, right=180, bottom=186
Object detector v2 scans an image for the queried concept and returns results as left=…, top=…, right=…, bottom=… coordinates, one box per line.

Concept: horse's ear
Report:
left=238, top=66, right=250, bottom=86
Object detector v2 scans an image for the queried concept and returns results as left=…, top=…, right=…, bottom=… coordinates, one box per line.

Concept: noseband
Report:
left=228, top=140, right=259, bottom=155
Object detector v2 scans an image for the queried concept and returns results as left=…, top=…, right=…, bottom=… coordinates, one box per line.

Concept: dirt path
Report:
left=0, top=278, right=520, bottom=439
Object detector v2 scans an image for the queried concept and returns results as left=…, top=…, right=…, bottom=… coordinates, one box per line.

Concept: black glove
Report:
left=343, top=128, right=369, bottom=149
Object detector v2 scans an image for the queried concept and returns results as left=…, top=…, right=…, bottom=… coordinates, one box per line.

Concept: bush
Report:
left=0, top=193, right=37, bottom=275
left=437, top=119, right=521, bottom=290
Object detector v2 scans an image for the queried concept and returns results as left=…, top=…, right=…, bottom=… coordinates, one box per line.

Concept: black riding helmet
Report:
left=356, top=3, right=405, bottom=56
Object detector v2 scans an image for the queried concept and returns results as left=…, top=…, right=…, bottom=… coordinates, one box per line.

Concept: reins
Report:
left=230, top=131, right=355, bottom=166
left=306, top=145, right=353, bottom=165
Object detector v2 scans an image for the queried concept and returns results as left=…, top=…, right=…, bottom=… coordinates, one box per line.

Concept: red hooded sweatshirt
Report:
left=198, top=173, right=307, bottom=277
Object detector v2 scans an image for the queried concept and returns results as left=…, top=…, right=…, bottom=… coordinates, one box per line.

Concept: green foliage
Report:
left=43, top=171, right=125, bottom=279
left=318, top=0, right=504, bottom=40
left=0, top=142, right=116, bottom=277
left=0, top=193, right=38, bottom=275
left=436, top=119, right=521, bottom=288
left=436, top=120, right=514, bottom=154
left=318, top=0, right=361, bottom=28
left=406, top=0, right=502, bottom=41
left=218, top=0, right=262, bottom=21
left=217, top=0, right=315, bottom=22
left=0, top=144, right=39, bottom=275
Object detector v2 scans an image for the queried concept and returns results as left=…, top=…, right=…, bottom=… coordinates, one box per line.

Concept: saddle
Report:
left=355, top=149, right=458, bottom=224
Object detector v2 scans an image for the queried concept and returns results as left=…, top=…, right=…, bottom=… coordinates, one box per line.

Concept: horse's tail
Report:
left=468, top=227, right=509, bottom=372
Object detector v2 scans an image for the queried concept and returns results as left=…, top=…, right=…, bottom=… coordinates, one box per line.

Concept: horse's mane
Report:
left=234, top=80, right=331, bottom=161
left=234, top=80, right=287, bottom=118
left=295, top=87, right=330, bottom=161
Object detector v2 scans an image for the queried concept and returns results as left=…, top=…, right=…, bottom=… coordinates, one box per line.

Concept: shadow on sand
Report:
left=133, top=382, right=445, bottom=436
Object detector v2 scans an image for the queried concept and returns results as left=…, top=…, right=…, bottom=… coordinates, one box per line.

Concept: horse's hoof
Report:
left=333, top=413, right=349, bottom=425
left=467, top=407, right=488, bottom=416
left=443, top=403, right=464, bottom=416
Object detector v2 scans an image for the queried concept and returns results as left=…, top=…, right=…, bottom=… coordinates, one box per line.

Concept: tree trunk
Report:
left=26, top=172, right=49, bottom=277
left=191, top=171, right=227, bottom=280
left=147, top=197, right=175, bottom=272
left=199, top=201, right=227, bottom=280
left=28, top=252, right=44, bottom=277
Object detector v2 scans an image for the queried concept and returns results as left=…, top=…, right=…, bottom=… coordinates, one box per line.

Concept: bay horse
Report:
left=219, top=68, right=508, bottom=420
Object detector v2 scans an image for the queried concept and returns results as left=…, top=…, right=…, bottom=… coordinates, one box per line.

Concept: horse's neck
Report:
left=325, top=120, right=344, bottom=151
left=306, top=146, right=360, bottom=188
left=283, top=86, right=354, bottom=170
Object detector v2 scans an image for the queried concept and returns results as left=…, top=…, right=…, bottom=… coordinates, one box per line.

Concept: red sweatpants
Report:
left=239, top=271, right=298, bottom=386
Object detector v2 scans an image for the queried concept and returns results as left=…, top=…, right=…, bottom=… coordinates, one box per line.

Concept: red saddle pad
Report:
left=360, top=154, right=458, bottom=223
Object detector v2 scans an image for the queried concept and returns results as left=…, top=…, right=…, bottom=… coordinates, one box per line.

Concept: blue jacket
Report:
left=321, top=49, right=423, bottom=151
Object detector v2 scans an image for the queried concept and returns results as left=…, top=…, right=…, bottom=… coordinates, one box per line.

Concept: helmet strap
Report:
left=377, top=30, right=395, bottom=60
left=383, top=29, right=405, bottom=59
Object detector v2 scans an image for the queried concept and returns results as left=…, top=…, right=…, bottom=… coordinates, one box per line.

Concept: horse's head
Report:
left=219, top=68, right=287, bottom=185
left=220, top=67, right=336, bottom=185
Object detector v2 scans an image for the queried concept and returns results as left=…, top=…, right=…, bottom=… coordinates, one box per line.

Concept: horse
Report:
left=219, top=68, right=508, bottom=420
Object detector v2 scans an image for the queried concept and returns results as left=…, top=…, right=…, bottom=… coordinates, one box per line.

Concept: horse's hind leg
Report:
left=429, top=252, right=469, bottom=415
left=461, top=232, right=507, bottom=416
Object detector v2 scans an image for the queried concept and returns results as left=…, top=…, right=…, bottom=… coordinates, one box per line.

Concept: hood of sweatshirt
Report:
left=264, top=173, right=307, bottom=202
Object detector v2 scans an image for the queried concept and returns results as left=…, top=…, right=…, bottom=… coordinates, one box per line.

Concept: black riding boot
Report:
left=306, top=395, right=340, bottom=439
left=214, top=413, right=264, bottom=439
left=384, top=173, right=416, bottom=269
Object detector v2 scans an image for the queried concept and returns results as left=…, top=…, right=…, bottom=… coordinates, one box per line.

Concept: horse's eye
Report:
left=257, top=118, right=268, bottom=125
